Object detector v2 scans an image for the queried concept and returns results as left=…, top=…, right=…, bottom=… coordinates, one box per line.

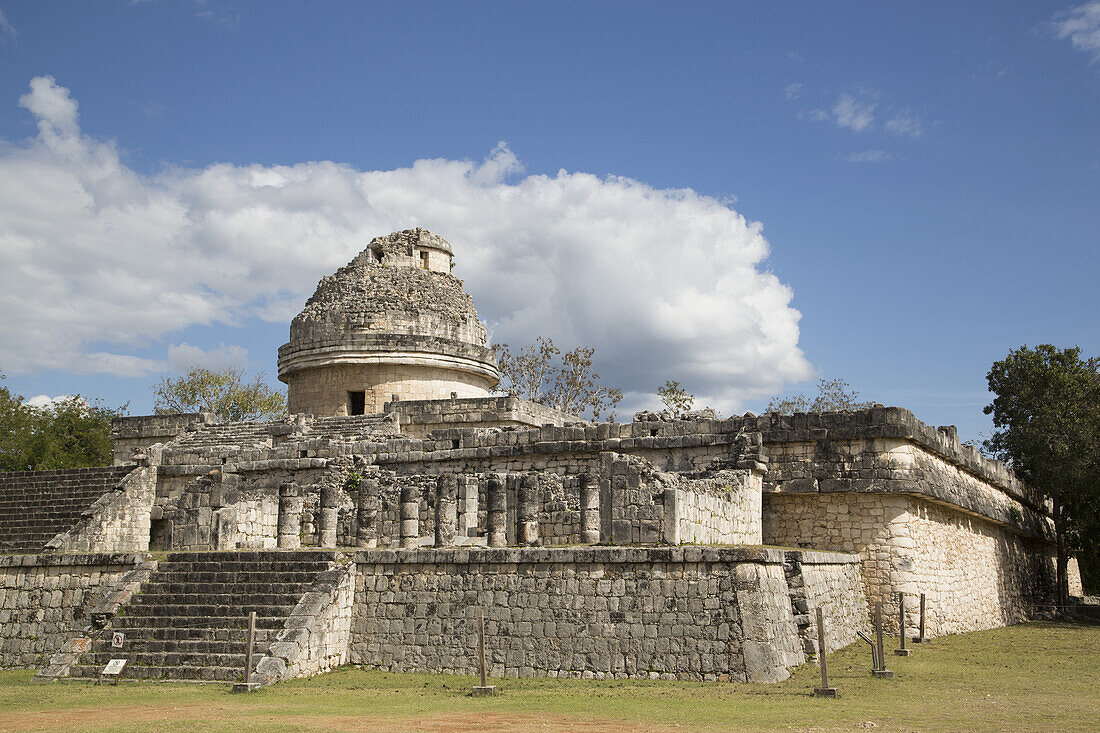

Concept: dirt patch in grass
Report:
left=0, top=707, right=673, bottom=733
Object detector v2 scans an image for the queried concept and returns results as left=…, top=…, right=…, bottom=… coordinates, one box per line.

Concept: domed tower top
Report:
left=356, top=228, right=454, bottom=274
left=277, top=229, right=499, bottom=416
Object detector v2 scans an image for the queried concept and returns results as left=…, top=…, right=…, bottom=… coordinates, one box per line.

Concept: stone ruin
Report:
left=0, top=229, right=1080, bottom=687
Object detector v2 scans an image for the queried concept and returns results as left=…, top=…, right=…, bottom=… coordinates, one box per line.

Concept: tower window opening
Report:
left=348, top=391, right=366, bottom=415
left=372, top=248, right=383, bottom=263
left=419, top=250, right=430, bottom=269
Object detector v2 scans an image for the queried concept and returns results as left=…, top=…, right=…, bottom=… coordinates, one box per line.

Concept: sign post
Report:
left=96, top=658, right=128, bottom=686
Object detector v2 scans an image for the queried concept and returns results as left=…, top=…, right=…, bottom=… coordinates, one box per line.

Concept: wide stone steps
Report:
left=95, top=626, right=283, bottom=643
left=173, top=424, right=274, bottom=450
left=140, top=581, right=317, bottom=595
left=70, top=663, right=247, bottom=683
left=110, top=615, right=293, bottom=631
left=0, top=466, right=133, bottom=552
left=70, top=550, right=335, bottom=684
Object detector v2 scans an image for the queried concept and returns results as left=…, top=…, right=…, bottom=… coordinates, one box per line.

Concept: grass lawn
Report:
left=1, top=621, right=1096, bottom=732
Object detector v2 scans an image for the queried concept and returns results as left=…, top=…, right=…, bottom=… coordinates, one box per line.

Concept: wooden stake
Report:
left=472, top=608, right=496, bottom=696
left=244, top=611, right=256, bottom=684
left=916, top=593, right=927, bottom=643
left=895, top=593, right=912, bottom=656
left=872, top=600, right=894, bottom=678
left=813, top=608, right=837, bottom=697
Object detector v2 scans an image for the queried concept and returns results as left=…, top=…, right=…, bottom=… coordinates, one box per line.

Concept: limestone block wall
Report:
left=671, top=470, right=763, bottom=545
left=350, top=546, right=828, bottom=683
left=388, top=396, right=582, bottom=439
left=763, top=492, right=1054, bottom=636
left=48, top=465, right=157, bottom=553
left=110, top=413, right=207, bottom=465
left=286, top=363, right=496, bottom=416
left=0, top=553, right=143, bottom=668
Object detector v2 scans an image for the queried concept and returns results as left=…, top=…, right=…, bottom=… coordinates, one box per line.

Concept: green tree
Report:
left=983, top=345, right=1100, bottom=600
left=658, top=380, right=695, bottom=417
left=1, top=372, right=118, bottom=471
left=766, top=377, right=873, bottom=414
left=153, top=367, right=287, bottom=422
left=493, top=338, right=622, bottom=421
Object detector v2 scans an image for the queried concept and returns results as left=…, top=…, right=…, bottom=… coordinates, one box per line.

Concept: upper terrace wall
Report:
left=111, top=413, right=209, bottom=466
left=386, top=395, right=581, bottom=439
left=148, top=406, right=1051, bottom=550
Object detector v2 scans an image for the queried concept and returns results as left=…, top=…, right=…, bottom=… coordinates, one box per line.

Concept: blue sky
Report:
left=0, top=1, right=1097, bottom=441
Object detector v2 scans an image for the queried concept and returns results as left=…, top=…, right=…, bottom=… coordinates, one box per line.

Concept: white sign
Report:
left=103, top=658, right=127, bottom=675
left=111, top=632, right=125, bottom=648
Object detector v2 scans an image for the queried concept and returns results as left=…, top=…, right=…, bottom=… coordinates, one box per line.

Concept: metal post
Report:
left=895, top=592, right=912, bottom=656
left=244, top=611, right=256, bottom=684
left=813, top=608, right=837, bottom=697
left=872, top=600, right=894, bottom=678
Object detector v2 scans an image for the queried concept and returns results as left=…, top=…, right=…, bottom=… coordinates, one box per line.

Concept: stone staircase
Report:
left=172, top=422, right=275, bottom=451
left=70, top=550, right=335, bottom=682
left=0, top=467, right=134, bottom=553
left=308, top=414, right=399, bottom=442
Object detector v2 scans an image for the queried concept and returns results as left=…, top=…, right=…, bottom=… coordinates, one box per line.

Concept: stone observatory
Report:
left=277, top=228, right=501, bottom=416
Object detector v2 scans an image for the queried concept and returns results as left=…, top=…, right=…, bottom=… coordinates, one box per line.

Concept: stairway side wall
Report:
left=0, top=553, right=144, bottom=668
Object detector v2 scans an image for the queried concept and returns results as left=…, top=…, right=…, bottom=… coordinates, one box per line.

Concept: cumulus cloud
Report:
left=845, top=150, right=892, bottom=163
left=25, top=394, right=75, bottom=409
left=1051, top=1, right=1100, bottom=64
left=0, top=76, right=813, bottom=414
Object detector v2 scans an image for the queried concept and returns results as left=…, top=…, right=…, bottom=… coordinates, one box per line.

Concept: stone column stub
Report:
left=356, top=477, right=379, bottom=548
left=400, top=483, right=419, bottom=549
left=487, top=473, right=507, bottom=547
left=435, top=474, right=458, bottom=547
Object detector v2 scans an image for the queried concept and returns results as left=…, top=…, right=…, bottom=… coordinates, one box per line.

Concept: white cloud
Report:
left=806, top=90, right=878, bottom=133
left=0, top=76, right=813, bottom=414
left=168, top=343, right=249, bottom=372
left=885, top=111, right=924, bottom=138
left=25, top=394, right=75, bottom=409
left=832, top=92, right=876, bottom=132
left=845, top=150, right=893, bottom=163
left=1051, top=1, right=1100, bottom=64
left=784, top=83, right=804, bottom=100
left=0, top=10, right=16, bottom=42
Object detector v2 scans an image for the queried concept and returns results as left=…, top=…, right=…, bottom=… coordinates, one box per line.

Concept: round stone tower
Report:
left=277, top=228, right=500, bottom=416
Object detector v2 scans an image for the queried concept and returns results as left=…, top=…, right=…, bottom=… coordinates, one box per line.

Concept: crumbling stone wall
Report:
left=0, top=553, right=143, bottom=668
left=350, top=546, right=839, bottom=682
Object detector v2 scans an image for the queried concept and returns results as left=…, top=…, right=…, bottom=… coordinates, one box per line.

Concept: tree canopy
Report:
left=766, top=377, right=873, bottom=414
left=493, top=338, right=622, bottom=421
left=983, top=344, right=1100, bottom=598
left=0, top=372, right=118, bottom=471
left=658, top=380, right=695, bottom=417
left=153, top=367, right=287, bottom=423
